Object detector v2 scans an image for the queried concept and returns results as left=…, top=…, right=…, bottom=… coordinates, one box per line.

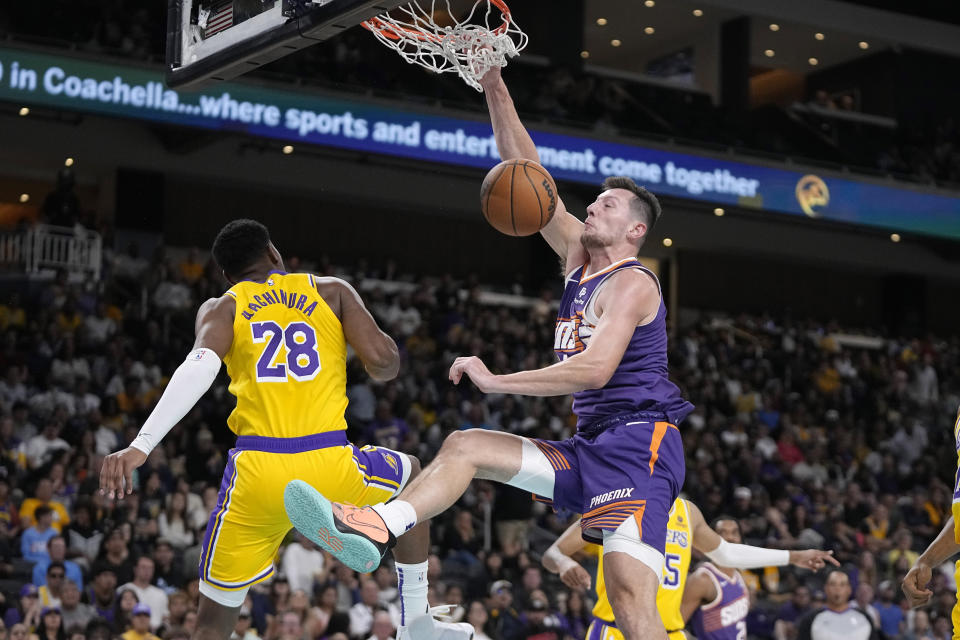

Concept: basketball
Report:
left=480, top=159, right=558, bottom=236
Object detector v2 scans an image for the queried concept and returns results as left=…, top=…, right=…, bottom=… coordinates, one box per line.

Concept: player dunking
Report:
left=542, top=500, right=837, bottom=640
left=99, top=220, right=471, bottom=640
left=284, top=66, right=690, bottom=640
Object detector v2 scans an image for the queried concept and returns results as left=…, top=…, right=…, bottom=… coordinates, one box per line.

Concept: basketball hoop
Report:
left=362, top=0, right=528, bottom=92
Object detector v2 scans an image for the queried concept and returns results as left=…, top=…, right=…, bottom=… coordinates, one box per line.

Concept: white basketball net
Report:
left=362, top=0, right=528, bottom=92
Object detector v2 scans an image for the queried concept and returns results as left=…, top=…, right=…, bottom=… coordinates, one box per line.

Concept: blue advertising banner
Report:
left=1, top=46, right=958, bottom=239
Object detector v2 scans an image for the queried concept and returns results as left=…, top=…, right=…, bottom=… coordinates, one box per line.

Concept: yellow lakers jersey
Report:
left=593, top=498, right=693, bottom=631
left=223, top=272, right=348, bottom=437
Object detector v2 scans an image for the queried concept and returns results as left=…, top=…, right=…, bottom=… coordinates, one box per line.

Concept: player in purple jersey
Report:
left=283, top=65, right=692, bottom=640
left=682, top=519, right=750, bottom=640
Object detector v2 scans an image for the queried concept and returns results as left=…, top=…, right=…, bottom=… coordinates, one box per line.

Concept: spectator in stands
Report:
left=486, top=581, right=521, bottom=640
left=3, top=585, right=39, bottom=628
left=850, top=583, right=880, bottom=627
left=774, top=585, right=812, bottom=640
left=0, top=477, right=20, bottom=556
left=349, top=579, right=398, bottom=638
left=365, top=400, right=408, bottom=450
left=24, top=425, right=71, bottom=473
left=38, top=562, right=67, bottom=608
left=157, top=493, right=193, bottom=552
left=313, top=584, right=349, bottom=638
left=59, top=580, right=94, bottom=631
left=443, top=510, right=481, bottom=567
left=872, top=581, right=903, bottom=638
left=231, top=608, right=258, bottom=640
left=516, top=594, right=560, bottom=640
left=118, top=556, right=169, bottom=631
left=151, top=540, right=184, bottom=594
left=21, top=505, right=58, bottom=564
left=558, top=591, right=590, bottom=640
left=81, top=302, right=117, bottom=348
left=33, top=536, right=83, bottom=589
left=63, top=501, right=102, bottom=567
left=93, top=528, right=134, bottom=585
left=178, top=249, right=205, bottom=284
left=35, top=606, right=67, bottom=640
left=886, top=530, right=919, bottom=572
left=85, top=566, right=118, bottom=626
left=121, top=604, right=160, bottom=640
left=8, top=625, right=27, bottom=640
left=467, top=602, right=492, bottom=640
left=279, top=533, right=325, bottom=595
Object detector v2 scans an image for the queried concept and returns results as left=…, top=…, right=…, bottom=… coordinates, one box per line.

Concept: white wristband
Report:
left=704, top=539, right=790, bottom=569
left=129, top=348, right=221, bottom=455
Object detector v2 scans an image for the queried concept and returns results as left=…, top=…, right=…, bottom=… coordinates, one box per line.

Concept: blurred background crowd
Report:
left=0, top=243, right=957, bottom=640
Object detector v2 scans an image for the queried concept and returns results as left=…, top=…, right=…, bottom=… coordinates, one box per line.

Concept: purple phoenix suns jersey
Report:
left=691, top=563, right=749, bottom=640
left=553, top=258, right=693, bottom=429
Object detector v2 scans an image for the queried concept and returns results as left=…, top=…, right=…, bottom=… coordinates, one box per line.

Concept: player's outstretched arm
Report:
left=479, top=66, right=585, bottom=270
left=450, top=269, right=657, bottom=395
left=688, top=501, right=839, bottom=571
left=99, top=296, right=234, bottom=500
left=320, top=277, right=399, bottom=381
left=902, top=516, right=960, bottom=608
left=542, top=518, right=592, bottom=591
left=680, top=568, right=717, bottom=623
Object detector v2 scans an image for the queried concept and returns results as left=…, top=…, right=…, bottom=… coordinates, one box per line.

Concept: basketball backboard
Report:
left=166, top=0, right=406, bottom=90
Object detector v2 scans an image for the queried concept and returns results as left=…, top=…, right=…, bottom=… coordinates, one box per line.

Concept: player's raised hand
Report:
left=99, top=446, right=147, bottom=500
left=902, top=562, right=935, bottom=608
left=788, top=549, right=840, bottom=571
left=449, top=356, right=495, bottom=391
left=559, top=564, right=592, bottom=592
left=478, top=59, right=502, bottom=92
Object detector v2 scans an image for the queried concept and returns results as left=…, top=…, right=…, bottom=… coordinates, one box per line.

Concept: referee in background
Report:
left=797, top=571, right=878, bottom=640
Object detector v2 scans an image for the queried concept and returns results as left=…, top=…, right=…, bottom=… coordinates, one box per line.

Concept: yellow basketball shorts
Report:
left=586, top=617, right=685, bottom=640
left=198, top=431, right=410, bottom=592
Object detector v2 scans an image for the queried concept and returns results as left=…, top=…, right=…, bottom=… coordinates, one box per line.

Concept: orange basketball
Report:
left=480, top=159, right=558, bottom=236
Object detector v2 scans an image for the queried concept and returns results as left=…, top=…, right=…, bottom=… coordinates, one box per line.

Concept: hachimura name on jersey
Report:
left=224, top=272, right=348, bottom=438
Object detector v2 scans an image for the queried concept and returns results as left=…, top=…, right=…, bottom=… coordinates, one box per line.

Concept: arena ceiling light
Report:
left=814, top=32, right=825, bottom=40
left=18, top=107, right=29, bottom=116
left=596, top=18, right=607, bottom=26
left=714, top=208, right=725, bottom=216
left=808, top=57, right=819, bottom=65
left=859, top=41, right=870, bottom=49
left=692, top=9, right=703, bottom=16
left=19, top=194, right=29, bottom=203
left=282, top=145, right=294, bottom=155
left=64, top=158, right=74, bottom=167
left=890, top=233, right=901, bottom=242
left=580, top=50, right=590, bottom=59
left=764, top=49, right=775, bottom=57
left=662, top=238, right=673, bottom=247
left=769, top=24, right=780, bottom=32
left=611, top=39, right=622, bottom=47
left=644, top=27, right=655, bottom=35
left=644, top=0, right=655, bottom=7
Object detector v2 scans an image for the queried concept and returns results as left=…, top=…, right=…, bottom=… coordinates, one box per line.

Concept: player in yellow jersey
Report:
left=99, top=220, right=473, bottom=640
left=902, top=406, right=960, bottom=639
left=542, top=498, right=837, bottom=640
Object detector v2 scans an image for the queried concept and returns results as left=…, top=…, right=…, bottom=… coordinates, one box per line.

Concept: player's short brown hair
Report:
left=602, top=176, right=662, bottom=233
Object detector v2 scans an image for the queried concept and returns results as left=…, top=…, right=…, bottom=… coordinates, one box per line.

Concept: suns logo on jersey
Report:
left=796, top=175, right=829, bottom=217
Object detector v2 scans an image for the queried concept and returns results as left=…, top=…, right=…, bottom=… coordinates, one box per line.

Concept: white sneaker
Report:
left=397, top=606, right=474, bottom=640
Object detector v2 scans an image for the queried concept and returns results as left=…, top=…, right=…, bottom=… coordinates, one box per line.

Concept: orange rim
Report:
left=362, top=0, right=513, bottom=41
